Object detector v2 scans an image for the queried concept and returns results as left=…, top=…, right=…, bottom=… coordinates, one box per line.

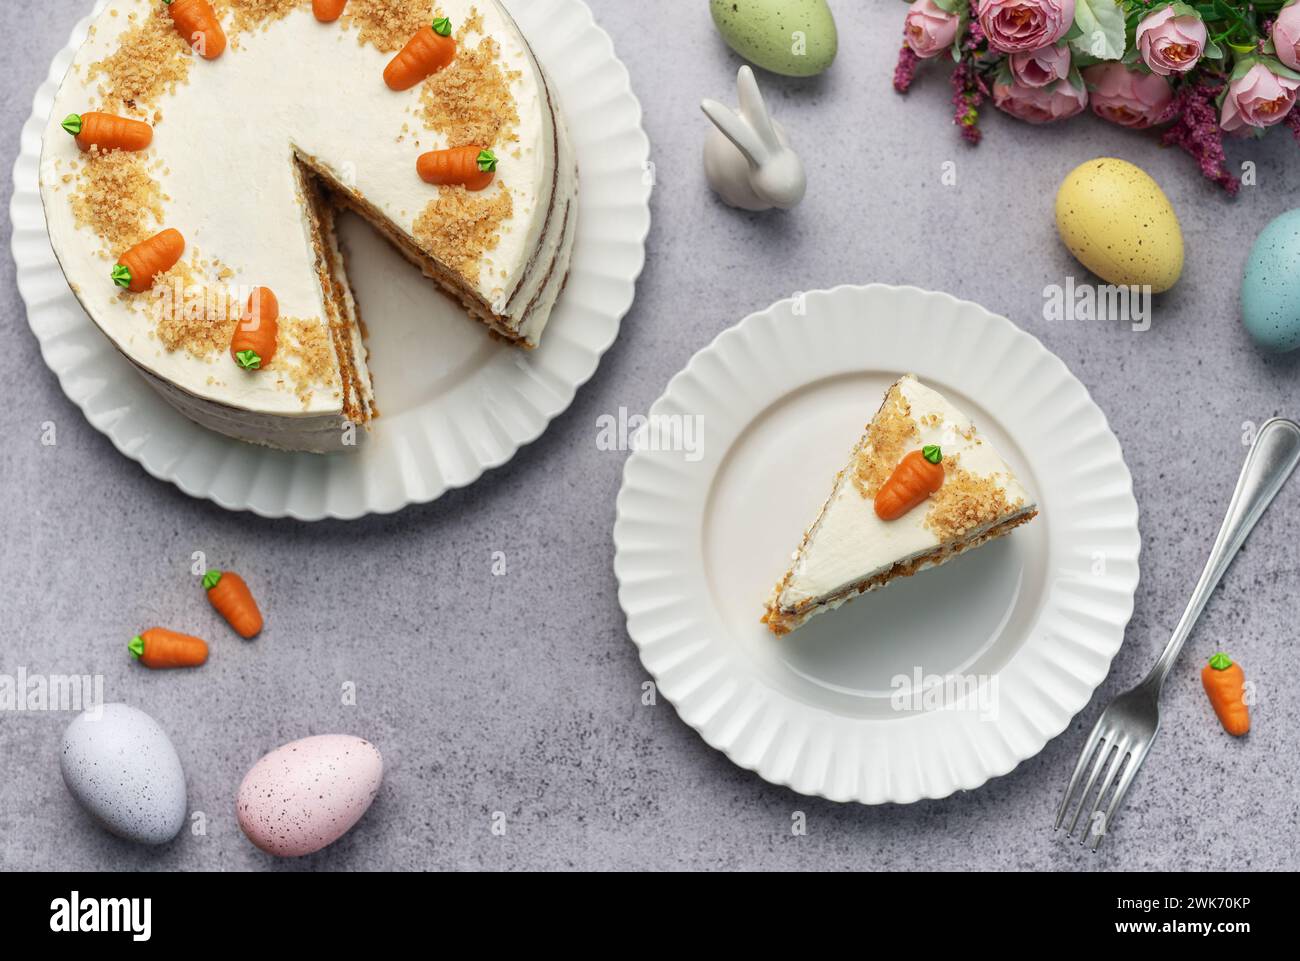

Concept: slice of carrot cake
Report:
left=763, top=375, right=1039, bottom=636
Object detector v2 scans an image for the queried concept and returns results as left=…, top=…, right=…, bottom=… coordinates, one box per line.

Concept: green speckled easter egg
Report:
left=710, top=0, right=838, bottom=77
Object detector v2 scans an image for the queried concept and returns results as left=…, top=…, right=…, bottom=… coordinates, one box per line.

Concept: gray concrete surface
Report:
left=2, top=0, right=1299, bottom=872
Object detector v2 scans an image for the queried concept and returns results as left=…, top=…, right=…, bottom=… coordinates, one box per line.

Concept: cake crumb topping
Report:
left=413, top=185, right=513, bottom=283
left=277, top=317, right=337, bottom=404
left=87, top=7, right=192, bottom=117
left=420, top=12, right=521, bottom=147
left=70, top=148, right=164, bottom=255
left=924, top=467, right=1022, bottom=541
left=148, top=260, right=241, bottom=358
left=224, top=0, right=301, bottom=34
left=344, top=0, right=433, bottom=53
left=852, top=386, right=917, bottom=500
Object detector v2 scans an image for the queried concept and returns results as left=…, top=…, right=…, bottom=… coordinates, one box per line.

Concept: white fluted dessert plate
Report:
left=11, top=0, right=649, bottom=520
left=613, top=285, right=1141, bottom=804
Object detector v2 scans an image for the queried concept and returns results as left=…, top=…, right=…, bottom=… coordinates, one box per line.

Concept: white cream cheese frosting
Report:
left=767, top=375, right=1038, bottom=633
left=39, top=0, right=576, bottom=450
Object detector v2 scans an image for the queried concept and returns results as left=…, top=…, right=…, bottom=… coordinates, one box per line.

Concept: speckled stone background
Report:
left=2, top=0, right=1299, bottom=872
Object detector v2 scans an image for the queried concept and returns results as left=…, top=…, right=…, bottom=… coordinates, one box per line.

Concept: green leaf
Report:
left=1071, top=0, right=1127, bottom=61
left=111, top=264, right=132, bottom=289
left=61, top=114, right=83, bottom=136
left=432, top=16, right=452, bottom=36
left=202, top=570, right=222, bottom=591
left=128, top=636, right=145, bottom=659
left=930, top=0, right=964, bottom=12
left=235, top=349, right=262, bottom=370
left=477, top=149, right=498, bottom=172
left=922, top=445, right=943, bottom=464
left=1264, top=56, right=1300, bottom=82
left=1067, top=63, right=1086, bottom=91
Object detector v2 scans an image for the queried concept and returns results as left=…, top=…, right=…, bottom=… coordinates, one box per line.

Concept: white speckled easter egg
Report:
left=710, top=0, right=837, bottom=77
left=1055, top=158, right=1184, bottom=293
left=1241, top=209, right=1300, bottom=353
left=61, top=703, right=187, bottom=845
left=236, top=734, right=383, bottom=857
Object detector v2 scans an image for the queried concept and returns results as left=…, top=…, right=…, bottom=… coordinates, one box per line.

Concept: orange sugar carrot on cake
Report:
left=874, top=445, right=945, bottom=520
left=417, top=147, right=497, bottom=191
left=164, top=0, right=227, bottom=61
left=313, top=0, right=348, bottom=22
left=229, top=287, right=279, bottom=370
left=62, top=112, right=153, bottom=152
left=112, top=229, right=185, bottom=293
left=1202, top=652, right=1250, bottom=736
left=203, top=569, right=263, bottom=639
left=384, top=16, right=456, bottom=90
left=129, top=628, right=209, bottom=669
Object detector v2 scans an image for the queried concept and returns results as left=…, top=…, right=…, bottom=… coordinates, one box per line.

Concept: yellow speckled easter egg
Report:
left=1055, top=158, right=1184, bottom=292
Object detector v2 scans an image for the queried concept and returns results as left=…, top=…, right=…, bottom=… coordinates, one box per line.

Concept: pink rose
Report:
left=978, top=0, right=1076, bottom=54
left=1083, top=62, right=1173, bottom=129
left=993, top=77, right=1088, bottom=123
left=904, top=0, right=961, bottom=59
left=1221, top=62, right=1300, bottom=132
left=1009, top=44, right=1071, bottom=87
left=1272, top=1, right=1300, bottom=72
left=1135, top=5, right=1207, bottom=76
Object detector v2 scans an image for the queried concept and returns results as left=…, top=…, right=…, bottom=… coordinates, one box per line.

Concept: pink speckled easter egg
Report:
left=236, top=734, right=383, bottom=857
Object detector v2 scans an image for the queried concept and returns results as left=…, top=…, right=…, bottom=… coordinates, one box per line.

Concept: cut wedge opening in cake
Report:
left=763, top=374, right=1040, bottom=637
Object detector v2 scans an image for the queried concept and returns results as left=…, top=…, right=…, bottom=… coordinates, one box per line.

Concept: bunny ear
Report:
left=735, top=65, right=781, bottom=153
left=701, top=98, right=769, bottom=166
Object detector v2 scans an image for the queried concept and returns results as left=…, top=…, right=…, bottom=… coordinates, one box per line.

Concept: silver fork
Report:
left=1056, top=417, right=1300, bottom=850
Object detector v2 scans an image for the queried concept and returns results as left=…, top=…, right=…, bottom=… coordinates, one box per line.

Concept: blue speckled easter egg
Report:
left=61, top=703, right=187, bottom=845
left=1242, top=209, right=1300, bottom=353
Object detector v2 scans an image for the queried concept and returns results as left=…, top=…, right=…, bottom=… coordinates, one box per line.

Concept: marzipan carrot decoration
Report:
left=164, top=0, right=227, bottom=61
left=313, top=0, right=348, bottom=22
left=874, top=445, right=945, bottom=520
left=204, top=569, right=263, bottom=638
left=112, top=228, right=185, bottom=293
left=384, top=16, right=456, bottom=90
left=417, top=147, right=497, bottom=190
left=230, top=287, right=279, bottom=370
left=129, top=628, right=209, bottom=669
left=1202, top=652, right=1250, bottom=736
left=62, top=112, right=153, bottom=152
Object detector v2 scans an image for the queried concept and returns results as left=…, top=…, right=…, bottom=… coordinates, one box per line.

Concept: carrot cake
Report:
left=39, top=0, right=577, bottom=452
left=763, top=375, right=1039, bottom=636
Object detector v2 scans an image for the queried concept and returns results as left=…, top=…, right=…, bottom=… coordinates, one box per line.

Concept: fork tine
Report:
left=1055, top=719, right=1105, bottom=831
left=1081, top=739, right=1131, bottom=847
left=1066, top=736, right=1114, bottom=838
left=1090, top=741, right=1148, bottom=852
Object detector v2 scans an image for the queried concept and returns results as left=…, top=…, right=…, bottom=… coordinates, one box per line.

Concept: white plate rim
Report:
left=612, top=283, right=1142, bottom=805
left=10, top=0, right=651, bottom=520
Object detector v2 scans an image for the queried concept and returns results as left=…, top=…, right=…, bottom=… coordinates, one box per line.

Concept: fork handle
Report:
left=1143, top=418, right=1300, bottom=693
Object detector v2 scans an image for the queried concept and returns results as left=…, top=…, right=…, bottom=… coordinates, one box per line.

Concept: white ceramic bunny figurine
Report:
left=701, top=65, right=806, bottom=211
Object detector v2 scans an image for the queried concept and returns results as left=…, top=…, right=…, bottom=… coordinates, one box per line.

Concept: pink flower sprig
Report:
left=1159, top=79, right=1240, bottom=195
left=952, top=57, right=989, bottom=144
left=895, top=42, right=921, bottom=93
left=1285, top=102, right=1300, bottom=141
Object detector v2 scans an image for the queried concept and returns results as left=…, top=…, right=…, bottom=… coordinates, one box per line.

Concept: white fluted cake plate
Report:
left=11, top=0, right=649, bottom=520
left=613, top=285, right=1141, bottom=804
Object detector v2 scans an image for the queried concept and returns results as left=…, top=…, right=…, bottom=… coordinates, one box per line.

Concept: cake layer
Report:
left=764, top=374, right=1038, bottom=635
